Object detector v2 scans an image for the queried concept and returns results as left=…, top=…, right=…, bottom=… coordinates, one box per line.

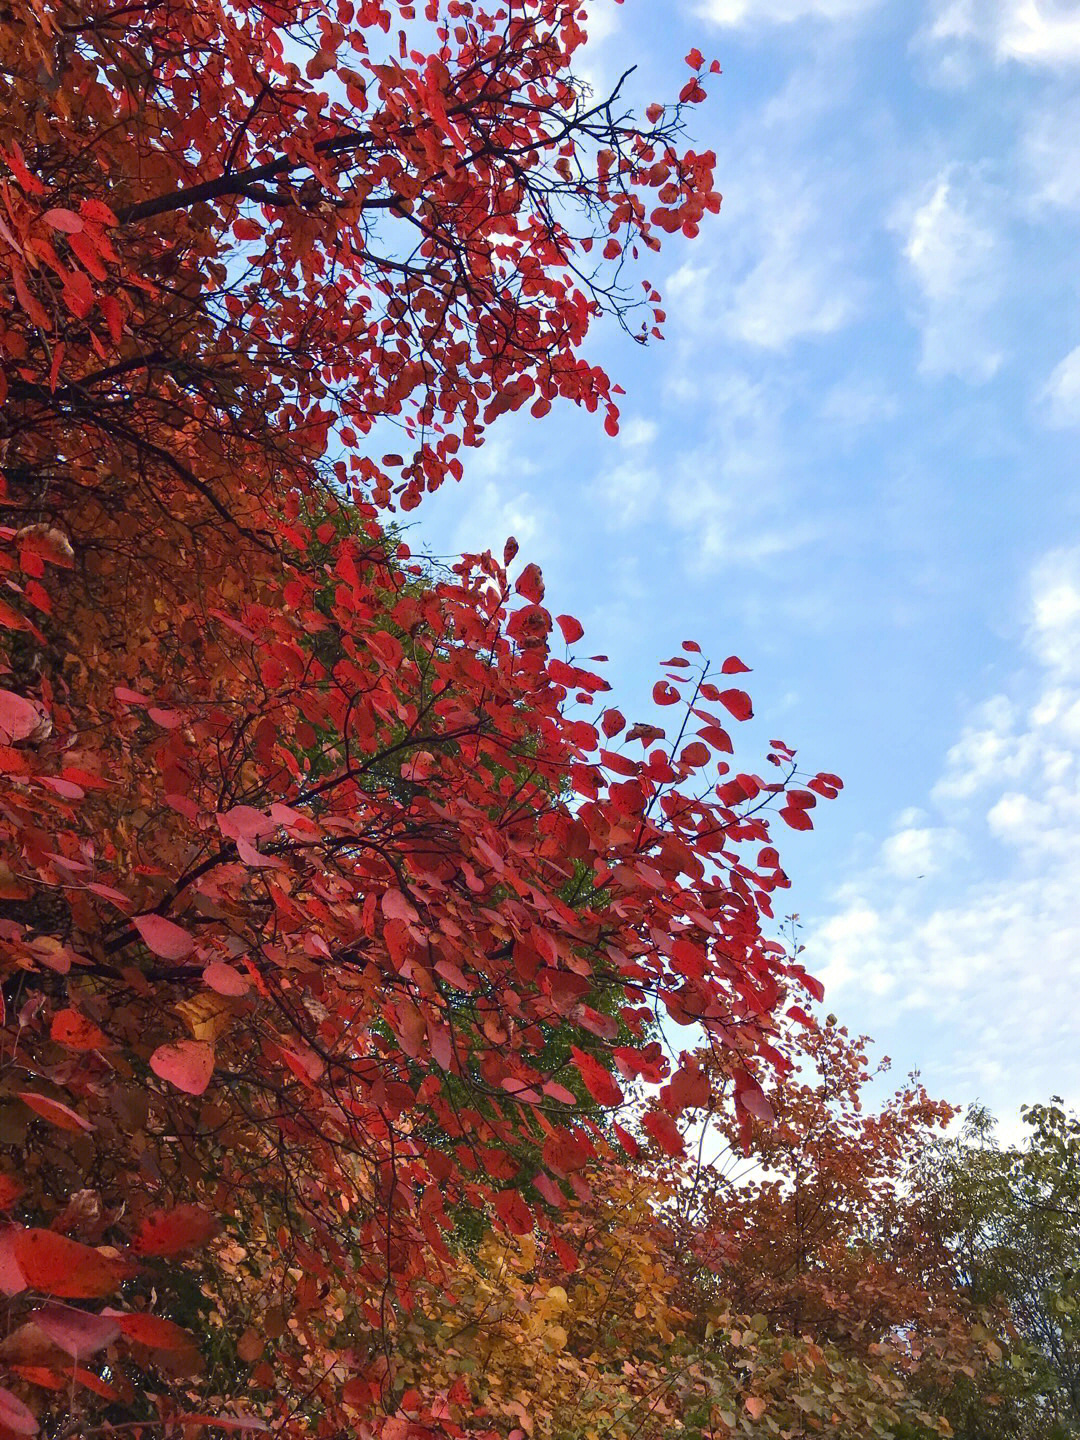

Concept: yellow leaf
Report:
left=175, top=992, right=235, bottom=1043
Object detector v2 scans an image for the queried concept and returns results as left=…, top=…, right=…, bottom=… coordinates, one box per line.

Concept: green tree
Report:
left=920, top=1101, right=1080, bottom=1438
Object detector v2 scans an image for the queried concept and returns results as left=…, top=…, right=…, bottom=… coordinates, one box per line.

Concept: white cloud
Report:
left=429, top=431, right=550, bottom=561
left=1039, top=346, right=1080, bottom=428
left=576, top=0, right=621, bottom=96
left=580, top=0, right=620, bottom=44
left=446, top=478, right=546, bottom=558
left=662, top=375, right=822, bottom=571
left=667, top=164, right=862, bottom=352
left=619, top=416, right=659, bottom=448
left=904, top=178, right=993, bottom=300
left=591, top=373, right=821, bottom=574
left=698, top=0, right=876, bottom=26
left=592, top=458, right=662, bottom=529
left=1029, top=547, right=1080, bottom=674
left=1023, top=100, right=1080, bottom=211
left=730, top=248, right=855, bottom=349
left=819, top=377, right=900, bottom=428
left=924, top=0, right=1080, bottom=70
left=881, top=823, right=962, bottom=879
left=811, top=546, right=1080, bottom=1115
left=895, top=169, right=1004, bottom=381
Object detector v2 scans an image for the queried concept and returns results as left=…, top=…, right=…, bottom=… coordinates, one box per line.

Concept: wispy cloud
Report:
left=810, top=545, right=1080, bottom=1112
left=697, top=0, right=878, bottom=27
left=1039, top=347, right=1080, bottom=428
left=423, top=431, right=550, bottom=562
left=1023, top=98, right=1080, bottom=212
left=923, top=0, right=1080, bottom=71
left=593, top=370, right=822, bottom=576
left=894, top=167, right=1004, bottom=381
left=666, top=159, right=863, bottom=352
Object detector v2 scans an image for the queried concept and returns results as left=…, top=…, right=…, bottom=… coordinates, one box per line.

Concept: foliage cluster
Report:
left=0, top=2, right=1053, bottom=1439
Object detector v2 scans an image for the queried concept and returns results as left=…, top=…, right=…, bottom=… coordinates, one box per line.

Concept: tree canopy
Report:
left=0, top=2, right=858, bottom=1436
left=4, top=3, right=1043, bottom=1438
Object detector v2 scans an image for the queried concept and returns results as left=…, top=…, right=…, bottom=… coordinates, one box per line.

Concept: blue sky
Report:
left=413, top=0, right=1080, bottom=1125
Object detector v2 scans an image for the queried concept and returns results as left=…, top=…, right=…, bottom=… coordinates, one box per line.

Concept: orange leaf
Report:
left=12, top=1229, right=128, bottom=1298
left=18, top=1092, right=93, bottom=1134
left=131, top=1205, right=220, bottom=1257
left=50, top=1008, right=109, bottom=1052
left=105, top=1308, right=196, bottom=1351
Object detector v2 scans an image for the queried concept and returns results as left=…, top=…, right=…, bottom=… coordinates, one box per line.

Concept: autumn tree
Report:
left=377, top=1144, right=979, bottom=1440
left=654, top=1014, right=991, bottom=1429
left=0, top=2, right=850, bottom=1437
left=915, top=1100, right=1080, bottom=1439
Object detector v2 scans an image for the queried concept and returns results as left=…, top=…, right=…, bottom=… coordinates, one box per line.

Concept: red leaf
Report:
left=18, top=1092, right=93, bottom=1134
left=12, top=1229, right=127, bottom=1298
left=808, top=772, right=843, bottom=799
left=104, top=1308, right=196, bottom=1351
left=736, top=1084, right=775, bottom=1124
left=612, top=1122, right=641, bottom=1159
left=131, top=1204, right=219, bottom=1257
left=203, top=962, right=250, bottom=996
left=533, top=1173, right=565, bottom=1208
left=32, top=1304, right=120, bottom=1359
left=493, top=1189, right=534, bottom=1236
left=150, top=1040, right=214, bottom=1095
left=779, top=806, right=813, bottom=832
left=642, top=1109, right=685, bottom=1156
left=665, top=1064, right=709, bottom=1112
left=8, top=1365, right=117, bottom=1401
left=570, top=1047, right=623, bottom=1107
left=381, top=888, right=419, bottom=925
left=785, top=789, right=816, bottom=810
left=0, top=689, right=41, bottom=743
left=0, top=1173, right=22, bottom=1210
left=133, top=914, right=195, bottom=960
left=0, top=1227, right=27, bottom=1295
left=555, top=614, right=584, bottom=644
left=697, top=724, right=733, bottom=754
left=147, top=706, right=180, bottom=729
left=679, top=741, right=710, bottom=768
left=216, top=805, right=274, bottom=841
left=42, top=208, right=83, bottom=234
left=0, top=1385, right=37, bottom=1436
left=800, top=972, right=825, bottom=1003
left=50, top=1008, right=109, bottom=1052
left=514, top=562, right=544, bottom=604
left=79, top=198, right=118, bottom=226
left=652, top=681, right=679, bottom=706
left=721, top=656, right=750, bottom=674
left=86, top=882, right=131, bottom=909
left=718, top=689, right=753, bottom=721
